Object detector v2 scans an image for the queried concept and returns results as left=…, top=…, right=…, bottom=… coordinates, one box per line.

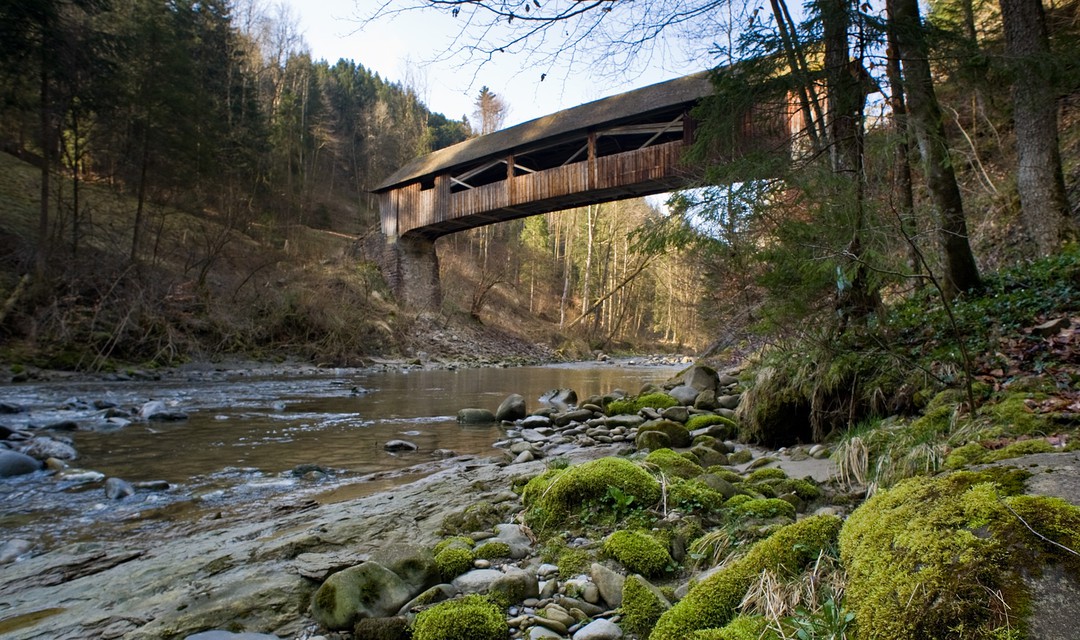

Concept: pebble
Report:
left=572, top=618, right=623, bottom=640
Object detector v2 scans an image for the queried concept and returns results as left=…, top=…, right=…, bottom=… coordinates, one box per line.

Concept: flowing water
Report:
left=0, top=361, right=681, bottom=549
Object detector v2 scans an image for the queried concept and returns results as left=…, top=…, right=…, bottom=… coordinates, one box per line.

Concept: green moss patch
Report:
left=945, top=438, right=1056, bottom=469
left=839, top=471, right=1080, bottom=640
left=691, top=615, right=771, bottom=640
left=603, top=530, right=673, bottom=577
left=434, top=547, right=474, bottom=580
left=621, top=574, right=672, bottom=638
left=731, top=497, right=796, bottom=521
left=522, top=457, right=661, bottom=532
left=645, top=448, right=705, bottom=479
left=411, top=595, right=508, bottom=640
left=668, top=478, right=729, bottom=513
left=686, top=414, right=738, bottom=434
left=473, top=541, right=511, bottom=559
left=608, top=392, right=680, bottom=415
left=650, top=515, right=841, bottom=640
left=637, top=420, right=693, bottom=449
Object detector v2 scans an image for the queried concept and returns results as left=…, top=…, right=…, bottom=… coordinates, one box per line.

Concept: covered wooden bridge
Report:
left=373, top=72, right=797, bottom=309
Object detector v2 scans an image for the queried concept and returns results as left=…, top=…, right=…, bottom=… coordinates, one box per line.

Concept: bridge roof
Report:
left=373, top=71, right=713, bottom=192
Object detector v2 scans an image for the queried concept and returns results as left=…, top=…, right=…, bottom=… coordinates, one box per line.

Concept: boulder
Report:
left=590, top=562, right=626, bottom=608
left=496, top=394, right=528, bottom=422
left=717, top=394, right=741, bottom=410
left=522, top=415, right=552, bottom=428
left=0, top=450, right=41, bottom=477
left=661, top=406, right=690, bottom=423
left=457, top=408, right=496, bottom=424
left=693, top=389, right=718, bottom=411
left=493, top=523, right=533, bottom=559
left=371, top=545, right=439, bottom=593
left=451, top=568, right=505, bottom=595
left=680, top=365, right=720, bottom=393
left=310, top=561, right=416, bottom=630
left=20, top=436, right=78, bottom=461
left=636, top=420, right=692, bottom=448
left=541, top=388, right=578, bottom=408
left=635, top=430, right=670, bottom=451
left=667, top=385, right=699, bottom=406
left=490, top=566, right=539, bottom=603
left=605, top=414, right=645, bottom=428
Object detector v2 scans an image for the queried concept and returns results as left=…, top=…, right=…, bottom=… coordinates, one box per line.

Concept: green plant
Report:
left=606, top=484, right=636, bottom=518
left=785, top=597, right=854, bottom=640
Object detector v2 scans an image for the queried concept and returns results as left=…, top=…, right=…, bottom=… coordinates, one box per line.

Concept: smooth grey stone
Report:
left=185, top=633, right=281, bottom=640
left=497, top=394, right=528, bottom=422
left=590, top=563, right=625, bottom=608
left=573, top=618, right=623, bottom=640
left=0, top=450, right=41, bottom=477
left=458, top=408, right=496, bottom=424
left=0, top=538, right=33, bottom=564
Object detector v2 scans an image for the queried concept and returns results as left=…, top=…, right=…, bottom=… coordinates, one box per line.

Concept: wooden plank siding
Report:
left=390, top=140, right=690, bottom=240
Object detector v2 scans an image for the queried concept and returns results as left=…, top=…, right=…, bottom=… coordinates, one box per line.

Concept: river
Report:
left=0, top=361, right=682, bottom=551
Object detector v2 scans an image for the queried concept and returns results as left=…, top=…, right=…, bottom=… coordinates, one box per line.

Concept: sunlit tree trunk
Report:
left=887, top=0, right=981, bottom=296
left=998, top=0, right=1075, bottom=253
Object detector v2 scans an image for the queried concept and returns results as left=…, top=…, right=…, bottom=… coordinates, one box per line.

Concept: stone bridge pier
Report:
left=381, top=235, right=441, bottom=310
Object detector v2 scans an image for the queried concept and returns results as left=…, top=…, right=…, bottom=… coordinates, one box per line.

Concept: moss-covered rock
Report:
left=411, top=595, right=508, bottom=640
left=645, top=448, right=704, bottom=479
left=557, top=547, right=593, bottom=578
left=839, top=471, right=1080, bottom=640
left=310, top=561, right=416, bottom=631
left=728, top=449, right=753, bottom=465
left=440, top=501, right=504, bottom=535
left=637, top=420, right=693, bottom=449
left=705, top=468, right=745, bottom=484
left=608, top=392, right=680, bottom=415
left=621, top=574, right=672, bottom=638
left=522, top=457, right=661, bottom=531
left=686, top=414, right=738, bottom=435
left=434, top=547, right=475, bottom=581
left=603, top=530, right=672, bottom=577
left=668, top=477, right=729, bottom=513
left=986, top=393, right=1052, bottom=435
left=473, top=541, right=511, bottom=559
left=650, top=515, right=841, bottom=640
left=731, top=497, right=796, bottom=521
left=745, top=467, right=787, bottom=482
left=769, top=477, right=821, bottom=501
left=691, top=615, right=772, bottom=640
left=637, top=429, right=672, bottom=451
left=690, top=445, right=729, bottom=467
left=945, top=438, right=1057, bottom=469
left=433, top=536, right=474, bottom=555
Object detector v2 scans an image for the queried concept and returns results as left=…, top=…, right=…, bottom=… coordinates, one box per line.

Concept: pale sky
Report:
left=286, top=0, right=701, bottom=127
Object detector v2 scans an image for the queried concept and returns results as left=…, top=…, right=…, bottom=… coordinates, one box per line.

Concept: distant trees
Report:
left=0, top=0, right=470, bottom=274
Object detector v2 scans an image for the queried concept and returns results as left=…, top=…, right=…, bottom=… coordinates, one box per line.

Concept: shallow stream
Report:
left=0, top=361, right=681, bottom=549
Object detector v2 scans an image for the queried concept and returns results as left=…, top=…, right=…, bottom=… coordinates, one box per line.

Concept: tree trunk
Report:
left=998, top=0, right=1075, bottom=254
left=887, top=0, right=981, bottom=296
left=37, top=60, right=51, bottom=276
left=886, top=16, right=922, bottom=280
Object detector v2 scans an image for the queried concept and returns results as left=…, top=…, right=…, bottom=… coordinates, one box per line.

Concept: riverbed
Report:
left=0, top=361, right=682, bottom=551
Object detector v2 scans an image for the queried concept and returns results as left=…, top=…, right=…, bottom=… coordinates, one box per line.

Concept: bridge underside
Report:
left=374, top=72, right=796, bottom=309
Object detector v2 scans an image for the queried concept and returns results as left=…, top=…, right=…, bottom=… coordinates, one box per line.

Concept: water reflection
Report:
left=0, top=362, right=680, bottom=546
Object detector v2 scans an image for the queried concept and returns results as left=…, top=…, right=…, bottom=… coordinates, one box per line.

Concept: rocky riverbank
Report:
left=2, top=362, right=1079, bottom=640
